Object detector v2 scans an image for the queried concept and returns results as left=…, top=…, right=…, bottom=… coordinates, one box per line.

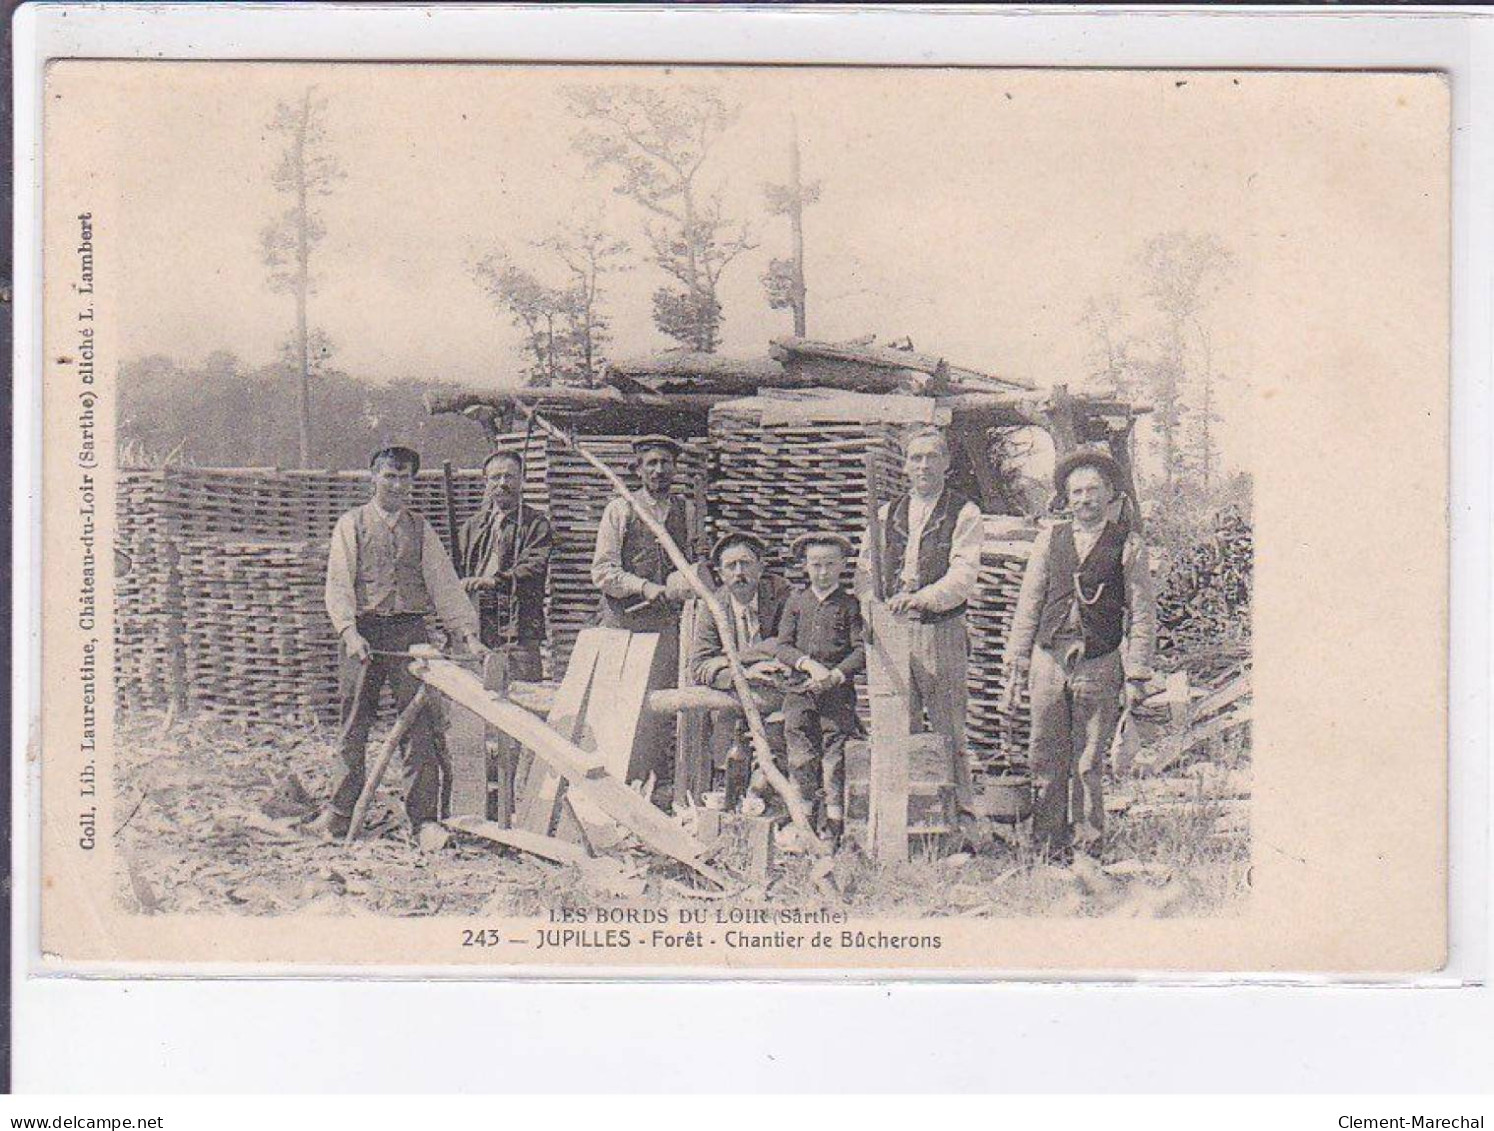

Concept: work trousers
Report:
left=783, top=683, right=858, bottom=822
left=709, top=689, right=785, bottom=805
left=1028, top=643, right=1124, bottom=856
left=906, top=615, right=975, bottom=813
left=331, top=614, right=448, bottom=830
left=495, top=642, right=543, bottom=682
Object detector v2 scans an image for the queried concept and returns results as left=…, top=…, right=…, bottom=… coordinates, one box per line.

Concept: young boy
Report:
left=772, top=532, right=865, bottom=844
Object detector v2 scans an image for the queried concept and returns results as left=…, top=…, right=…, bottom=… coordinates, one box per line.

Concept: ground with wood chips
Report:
left=113, top=711, right=1250, bottom=921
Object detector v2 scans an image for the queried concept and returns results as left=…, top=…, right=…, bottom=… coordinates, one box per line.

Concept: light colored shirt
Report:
left=325, top=502, right=480, bottom=644
left=729, top=591, right=762, bottom=647
left=1004, top=522, right=1156, bottom=680
left=590, top=490, right=700, bottom=600
left=853, top=492, right=984, bottom=613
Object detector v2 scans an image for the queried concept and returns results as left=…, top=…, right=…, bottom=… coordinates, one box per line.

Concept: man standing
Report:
left=1003, top=449, right=1156, bottom=861
left=689, top=530, right=791, bottom=804
left=591, top=434, right=708, bottom=798
left=457, top=450, right=553, bottom=682
left=855, top=426, right=985, bottom=842
left=315, top=446, right=485, bottom=851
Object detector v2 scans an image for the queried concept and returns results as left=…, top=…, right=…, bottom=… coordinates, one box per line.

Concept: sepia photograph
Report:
left=36, top=61, right=1447, bottom=971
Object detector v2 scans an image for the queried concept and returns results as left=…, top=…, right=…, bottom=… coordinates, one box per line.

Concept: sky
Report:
left=53, top=62, right=1435, bottom=476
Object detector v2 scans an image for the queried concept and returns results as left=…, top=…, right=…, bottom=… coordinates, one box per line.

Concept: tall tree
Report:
left=1137, top=231, right=1231, bottom=489
left=567, top=83, right=755, bottom=353
left=262, top=87, right=344, bottom=468
left=539, top=222, right=631, bottom=384
left=475, top=222, right=630, bottom=387
left=762, top=116, right=820, bottom=337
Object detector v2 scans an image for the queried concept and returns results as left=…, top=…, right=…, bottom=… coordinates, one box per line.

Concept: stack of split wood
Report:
left=178, top=540, right=339, bottom=724
left=115, top=470, right=178, bottom=713
left=964, top=520, right=1037, bottom=777
left=1129, top=662, right=1252, bottom=775
left=1158, top=512, right=1253, bottom=654
left=707, top=398, right=907, bottom=586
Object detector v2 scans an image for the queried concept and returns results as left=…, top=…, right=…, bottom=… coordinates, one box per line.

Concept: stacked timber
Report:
left=177, top=539, right=339, bottom=724
left=965, top=519, right=1037, bottom=775
left=707, top=399, right=907, bottom=586
left=115, top=469, right=179, bottom=712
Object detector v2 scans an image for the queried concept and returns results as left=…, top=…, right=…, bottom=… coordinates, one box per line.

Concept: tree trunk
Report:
left=788, top=116, right=808, bottom=337
left=293, top=90, right=313, bottom=469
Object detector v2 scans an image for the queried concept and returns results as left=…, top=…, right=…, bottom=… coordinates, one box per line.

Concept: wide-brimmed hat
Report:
left=790, top=531, right=855, bottom=559
left=1053, top=448, right=1122, bottom=499
left=631, top=434, right=683, bottom=459
left=710, top=529, right=768, bottom=566
left=369, top=445, right=422, bottom=475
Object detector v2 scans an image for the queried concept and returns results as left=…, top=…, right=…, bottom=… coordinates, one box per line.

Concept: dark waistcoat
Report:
left=881, top=488, right=971, bottom=622
left=600, top=495, right=693, bottom=631
left=352, top=505, right=431, bottom=618
left=1036, top=520, right=1127, bottom=658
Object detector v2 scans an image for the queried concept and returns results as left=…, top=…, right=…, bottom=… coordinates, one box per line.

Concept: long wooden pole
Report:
left=518, top=409, right=824, bottom=850
left=345, top=683, right=431, bottom=844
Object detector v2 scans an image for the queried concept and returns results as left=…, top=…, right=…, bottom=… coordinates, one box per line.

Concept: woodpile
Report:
left=178, top=539, right=338, bottom=724
left=1158, top=509, right=1253, bottom=656
left=965, top=523, right=1036, bottom=776
left=707, top=398, right=906, bottom=586
left=115, top=470, right=178, bottom=713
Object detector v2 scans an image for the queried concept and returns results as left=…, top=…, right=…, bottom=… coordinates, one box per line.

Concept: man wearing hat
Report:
left=591, top=434, right=709, bottom=798
left=688, top=529, right=791, bottom=803
left=457, top=449, right=553, bottom=681
left=854, top=425, right=985, bottom=841
left=316, top=445, right=486, bottom=850
left=1003, top=447, right=1156, bottom=861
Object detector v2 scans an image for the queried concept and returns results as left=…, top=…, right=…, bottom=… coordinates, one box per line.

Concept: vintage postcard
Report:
left=34, top=62, right=1448, bottom=973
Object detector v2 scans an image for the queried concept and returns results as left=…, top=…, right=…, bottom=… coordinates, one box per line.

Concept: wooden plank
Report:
left=446, top=655, right=491, bottom=819
left=673, top=600, right=713, bottom=809
left=443, top=816, right=592, bottom=867
left=696, top=810, right=774, bottom=884
left=592, top=629, right=657, bottom=781
left=515, top=630, right=603, bottom=835
left=864, top=602, right=912, bottom=864
left=414, top=657, right=727, bottom=886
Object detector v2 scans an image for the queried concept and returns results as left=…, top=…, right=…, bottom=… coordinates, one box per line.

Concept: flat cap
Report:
left=631, top=434, right=683, bottom=459
left=370, top=446, right=422, bottom=474
left=790, top=530, right=855, bottom=559
left=710, top=529, right=768, bottom=566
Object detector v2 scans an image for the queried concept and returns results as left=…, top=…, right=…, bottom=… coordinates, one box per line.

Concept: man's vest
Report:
left=600, top=495, right=694, bottom=631
left=881, top=488, right=971, bottom=622
left=1035, top=520, right=1127, bottom=658
left=352, top=504, right=432, bottom=618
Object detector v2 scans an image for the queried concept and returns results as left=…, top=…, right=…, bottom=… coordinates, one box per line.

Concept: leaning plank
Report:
left=412, top=657, right=729, bottom=887
left=516, top=631, right=604, bottom=835
left=864, top=602, right=912, bottom=865
left=442, top=816, right=591, bottom=866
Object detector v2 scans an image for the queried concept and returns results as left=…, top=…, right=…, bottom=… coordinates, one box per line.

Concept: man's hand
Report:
left=803, top=668, right=846, bottom=695
left=663, top=570, right=695, bottom=603
left=1123, top=680, right=1148, bottom=711
left=887, top=590, right=932, bottom=617
left=640, top=580, right=667, bottom=603
left=462, top=576, right=496, bottom=594
left=745, top=659, right=784, bottom=682
left=462, top=634, right=490, bottom=658
left=345, top=631, right=372, bottom=663
left=798, top=657, right=833, bottom=686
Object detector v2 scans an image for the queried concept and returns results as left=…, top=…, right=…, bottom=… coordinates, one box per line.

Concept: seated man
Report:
left=688, top=530, right=791, bottom=805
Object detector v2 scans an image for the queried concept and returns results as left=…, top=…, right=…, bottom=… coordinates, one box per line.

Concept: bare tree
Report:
left=262, top=87, right=344, bottom=468
left=567, top=83, right=755, bottom=353
left=1137, top=231, right=1231, bottom=489
left=474, top=252, right=567, bottom=386
left=762, top=115, right=820, bottom=337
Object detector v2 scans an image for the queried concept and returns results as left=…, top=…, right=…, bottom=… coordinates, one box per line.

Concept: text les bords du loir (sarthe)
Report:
left=73, top=211, right=100, bottom=851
